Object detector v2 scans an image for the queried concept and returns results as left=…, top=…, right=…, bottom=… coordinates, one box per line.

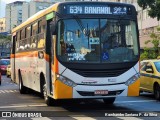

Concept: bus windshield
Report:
left=57, top=18, right=139, bottom=63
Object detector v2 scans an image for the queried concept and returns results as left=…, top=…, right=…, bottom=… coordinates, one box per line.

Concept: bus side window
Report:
left=38, top=18, right=46, bottom=48
left=31, top=22, right=38, bottom=49
left=21, top=28, right=26, bottom=50
left=26, top=26, right=31, bottom=49
left=16, top=31, right=20, bottom=52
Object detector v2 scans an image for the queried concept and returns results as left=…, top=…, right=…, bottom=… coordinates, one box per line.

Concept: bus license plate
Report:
left=94, top=90, right=108, bottom=95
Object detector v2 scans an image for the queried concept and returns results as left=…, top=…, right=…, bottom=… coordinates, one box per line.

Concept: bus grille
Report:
left=72, top=68, right=129, bottom=77
left=77, top=90, right=124, bottom=96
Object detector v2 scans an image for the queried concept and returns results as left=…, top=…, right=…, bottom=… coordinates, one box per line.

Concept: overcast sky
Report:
left=0, top=0, right=31, bottom=18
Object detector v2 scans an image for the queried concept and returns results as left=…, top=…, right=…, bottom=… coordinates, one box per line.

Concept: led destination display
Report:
left=65, top=5, right=129, bottom=15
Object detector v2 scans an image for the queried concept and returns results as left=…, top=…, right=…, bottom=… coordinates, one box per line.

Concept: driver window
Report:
left=145, top=63, right=153, bottom=73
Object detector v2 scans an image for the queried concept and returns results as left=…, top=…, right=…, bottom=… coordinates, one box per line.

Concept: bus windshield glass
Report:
left=57, top=18, right=139, bottom=63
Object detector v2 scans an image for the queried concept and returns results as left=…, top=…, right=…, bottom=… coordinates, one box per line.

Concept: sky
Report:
left=0, top=0, right=31, bottom=18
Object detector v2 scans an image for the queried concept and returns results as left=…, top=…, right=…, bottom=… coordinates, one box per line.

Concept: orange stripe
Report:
left=53, top=35, right=59, bottom=73
left=44, top=53, right=49, bottom=62
left=12, top=51, right=38, bottom=58
left=10, top=54, right=15, bottom=58
left=54, top=56, right=58, bottom=73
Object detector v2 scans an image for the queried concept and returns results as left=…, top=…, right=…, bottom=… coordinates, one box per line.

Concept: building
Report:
left=0, top=18, right=6, bottom=33
left=28, top=1, right=53, bottom=20
left=22, top=0, right=53, bottom=22
left=5, top=1, right=53, bottom=33
left=5, top=1, right=25, bottom=33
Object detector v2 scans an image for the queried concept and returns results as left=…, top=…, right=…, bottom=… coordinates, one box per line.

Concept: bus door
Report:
left=49, top=20, right=56, bottom=96
left=46, top=12, right=56, bottom=96
left=11, top=34, right=16, bottom=82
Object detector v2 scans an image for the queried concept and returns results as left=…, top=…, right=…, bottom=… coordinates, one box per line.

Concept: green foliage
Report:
left=137, top=0, right=160, bottom=20
left=140, top=27, right=160, bottom=60
left=144, top=40, right=151, bottom=44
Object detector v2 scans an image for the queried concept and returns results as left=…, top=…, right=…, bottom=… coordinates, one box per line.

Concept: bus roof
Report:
left=12, top=2, right=60, bottom=33
left=12, top=1, right=135, bottom=33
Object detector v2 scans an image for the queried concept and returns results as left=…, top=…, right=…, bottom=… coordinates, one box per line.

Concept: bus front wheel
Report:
left=103, top=97, right=115, bottom=104
left=43, top=84, right=53, bottom=106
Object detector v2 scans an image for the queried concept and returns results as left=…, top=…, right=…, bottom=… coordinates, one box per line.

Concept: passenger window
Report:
left=16, top=32, right=20, bottom=52
left=21, top=28, right=25, bottom=40
left=25, top=26, right=31, bottom=49
left=19, top=29, right=26, bottom=51
left=38, top=18, right=46, bottom=48
left=22, top=28, right=27, bottom=50
left=31, top=22, right=38, bottom=49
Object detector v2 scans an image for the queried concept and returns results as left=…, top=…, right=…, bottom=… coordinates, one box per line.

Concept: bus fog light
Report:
left=125, top=73, right=140, bottom=86
left=57, top=74, right=77, bottom=87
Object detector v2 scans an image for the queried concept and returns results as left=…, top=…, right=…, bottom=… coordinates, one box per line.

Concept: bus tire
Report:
left=43, top=84, right=53, bottom=106
left=19, top=71, right=27, bottom=94
left=154, top=84, right=160, bottom=100
left=103, top=97, right=115, bottom=104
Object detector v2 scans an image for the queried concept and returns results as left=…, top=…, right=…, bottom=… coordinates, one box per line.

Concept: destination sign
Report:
left=65, top=5, right=128, bottom=15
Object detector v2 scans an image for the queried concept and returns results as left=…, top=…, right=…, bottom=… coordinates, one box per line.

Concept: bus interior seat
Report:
left=31, top=43, right=36, bottom=48
left=24, top=44, right=31, bottom=49
left=19, top=46, right=24, bottom=50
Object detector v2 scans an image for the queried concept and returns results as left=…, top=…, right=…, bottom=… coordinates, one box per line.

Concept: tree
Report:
left=140, top=27, right=160, bottom=60
left=137, top=0, right=160, bottom=20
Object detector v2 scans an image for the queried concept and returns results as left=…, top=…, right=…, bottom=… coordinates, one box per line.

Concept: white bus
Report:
left=11, top=1, right=140, bottom=106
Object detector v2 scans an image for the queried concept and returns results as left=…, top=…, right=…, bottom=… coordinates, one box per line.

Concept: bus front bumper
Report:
left=53, top=79, right=140, bottom=99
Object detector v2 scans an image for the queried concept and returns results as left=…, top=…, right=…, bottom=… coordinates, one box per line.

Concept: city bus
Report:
left=11, top=1, right=140, bottom=106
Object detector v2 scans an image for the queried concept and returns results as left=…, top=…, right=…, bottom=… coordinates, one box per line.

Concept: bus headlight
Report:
left=125, top=73, right=140, bottom=86
left=56, top=74, right=77, bottom=87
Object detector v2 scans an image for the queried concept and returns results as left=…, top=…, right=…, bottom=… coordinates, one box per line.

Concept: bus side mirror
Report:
left=50, top=21, right=56, bottom=35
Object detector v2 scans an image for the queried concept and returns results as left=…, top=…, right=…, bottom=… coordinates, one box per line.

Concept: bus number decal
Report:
left=70, top=6, right=82, bottom=14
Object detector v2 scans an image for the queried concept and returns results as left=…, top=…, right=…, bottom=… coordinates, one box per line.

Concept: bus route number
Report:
left=69, top=6, right=82, bottom=14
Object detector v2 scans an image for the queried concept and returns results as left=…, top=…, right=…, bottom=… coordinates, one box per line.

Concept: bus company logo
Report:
left=108, top=78, right=116, bottom=82
left=81, top=80, right=97, bottom=84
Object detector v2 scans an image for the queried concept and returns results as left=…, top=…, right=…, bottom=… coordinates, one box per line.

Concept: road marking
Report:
left=0, top=90, right=18, bottom=94
left=31, top=117, right=52, bottom=120
left=0, top=104, right=66, bottom=112
left=8, top=90, right=15, bottom=92
left=71, top=116, right=96, bottom=120
left=0, top=90, right=5, bottom=93
left=0, top=104, right=47, bottom=109
left=115, top=100, right=156, bottom=103
left=117, top=117, right=143, bottom=120
left=4, top=90, right=10, bottom=93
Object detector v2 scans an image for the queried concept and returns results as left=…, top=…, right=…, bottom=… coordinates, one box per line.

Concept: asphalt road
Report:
left=0, top=76, right=160, bottom=120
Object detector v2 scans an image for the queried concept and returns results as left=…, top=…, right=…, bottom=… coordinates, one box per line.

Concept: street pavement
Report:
left=0, top=75, right=160, bottom=120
